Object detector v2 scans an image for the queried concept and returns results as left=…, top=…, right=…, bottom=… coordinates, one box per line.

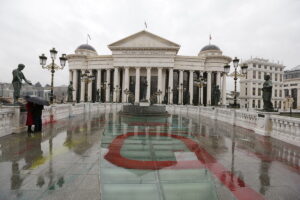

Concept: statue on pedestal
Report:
left=96, top=89, right=101, bottom=102
left=262, top=75, right=274, bottom=111
left=212, top=85, right=221, bottom=106
left=12, top=64, right=32, bottom=103
left=67, top=81, right=74, bottom=102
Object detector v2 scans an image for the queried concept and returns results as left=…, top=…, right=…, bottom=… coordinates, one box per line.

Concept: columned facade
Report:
left=67, top=30, right=231, bottom=105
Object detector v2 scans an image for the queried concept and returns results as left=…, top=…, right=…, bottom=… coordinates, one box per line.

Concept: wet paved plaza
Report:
left=0, top=111, right=300, bottom=200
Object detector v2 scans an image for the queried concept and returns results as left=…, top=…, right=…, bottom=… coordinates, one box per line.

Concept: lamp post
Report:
left=194, top=75, right=207, bottom=106
left=177, top=83, right=184, bottom=105
left=224, top=57, right=248, bottom=108
left=124, top=88, right=130, bottom=103
left=156, top=89, right=162, bottom=104
left=80, top=69, right=95, bottom=102
left=114, top=85, right=120, bottom=103
left=167, top=86, right=170, bottom=104
left=39, top=48, right=67, bottom=104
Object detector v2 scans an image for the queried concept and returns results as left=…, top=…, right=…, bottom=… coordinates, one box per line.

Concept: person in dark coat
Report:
left=32, top=104, right=44, bottom=132
left=26, top=102, right=34, bottom=133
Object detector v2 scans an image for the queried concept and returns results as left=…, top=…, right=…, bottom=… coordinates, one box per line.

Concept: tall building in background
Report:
left=240, top=58, right=285, bottom=109
left=283, top=65, right=300, bottom=109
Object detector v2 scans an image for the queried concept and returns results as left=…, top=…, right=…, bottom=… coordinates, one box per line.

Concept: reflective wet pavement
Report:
left=0, top=112, right=300, bottom=200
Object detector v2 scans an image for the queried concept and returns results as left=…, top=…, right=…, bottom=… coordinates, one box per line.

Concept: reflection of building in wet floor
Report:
left=0, top=112, right=300, bottom=200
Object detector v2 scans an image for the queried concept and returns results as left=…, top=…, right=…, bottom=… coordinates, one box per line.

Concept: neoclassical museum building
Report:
left=67, top=30, right=231, bottom=105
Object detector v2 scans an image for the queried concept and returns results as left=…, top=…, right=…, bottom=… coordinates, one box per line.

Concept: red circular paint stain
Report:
left=104, top=132, right=266, bottom=200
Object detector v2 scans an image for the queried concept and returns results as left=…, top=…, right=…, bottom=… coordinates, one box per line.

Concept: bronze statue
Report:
left=12, top=64, right=32, bottom=103
left=212, top=85, right=221, bottom=106
left=96, top=89, right=101, bottom=102
left=67, top=81, right=74, bottom=102
left=262, top=75, right=274, bottom=111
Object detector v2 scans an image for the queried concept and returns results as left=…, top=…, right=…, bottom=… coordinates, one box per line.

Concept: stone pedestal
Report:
left=255, top=111, right=279, bottom=136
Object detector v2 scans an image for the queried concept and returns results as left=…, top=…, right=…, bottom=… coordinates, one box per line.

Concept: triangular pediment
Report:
left=108, top=30, right=180, bottom=51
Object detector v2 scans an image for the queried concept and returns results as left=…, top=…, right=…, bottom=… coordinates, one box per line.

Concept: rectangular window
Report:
left=253, top=71, right=256, bottom=79
left=274, top=101, right=277, bottom=108
left=258, top=65, right=261, bottom=68
left=264, top=66, right=267, bottom=69
left=253, top=64, right=256, bottom=68
left=258, top=71, right=261, bottom=79
left=252, top=100, right=255, bottom=108
left=275, top=67, right=278, bottom=71
left=258, top=100, right=261, bottom=108
left=279, top=90, right=282, bottom=97
left=280, top=75, right=283, bottom=82
left=275, top=74, right=278, bottom=81
left=258, top=88, right=261, bottom=96
left=275, top=89, right=277, bottom=97
left=253, top=88, right=256, bottom=96
left=245, top=88, right=248, bottom=95
left=270, top=66, right=273, bottom=70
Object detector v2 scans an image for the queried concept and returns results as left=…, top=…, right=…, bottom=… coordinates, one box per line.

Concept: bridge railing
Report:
left=166, top=105, right=300, bottom=147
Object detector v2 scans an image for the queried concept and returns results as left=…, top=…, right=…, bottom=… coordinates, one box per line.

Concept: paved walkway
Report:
left=0, top=112, right=299, bottom=200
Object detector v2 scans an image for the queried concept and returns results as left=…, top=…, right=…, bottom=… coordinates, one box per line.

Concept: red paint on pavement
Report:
left=104, top=132, right=266, bottom=200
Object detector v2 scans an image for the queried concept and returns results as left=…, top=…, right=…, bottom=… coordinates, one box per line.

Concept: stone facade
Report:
left=240, top=58, right=285, bottom=110
left=283, top=65, right=300, bottom=109
left=67, top=30, right=231, bottom=105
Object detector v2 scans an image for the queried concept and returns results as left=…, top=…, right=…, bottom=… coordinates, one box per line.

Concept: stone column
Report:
left=97, top=69, right=101, bottom=91
left=222, top=73, right=227, bottom=106
left=199, top=71, right=203, bottom=105
left=189, top=70, right=194, bottom=105
left=106, top=69, right=111, bottom=102
left=113, top=67, right=119, bottom=102
left=169, top=68, right=173, bottom=104
left=179, top=70, right=184, bottom=104
left=216, top=71, right=221, bottom=87
left=80, top=70, right=85, bottom=102
left=207, top=71, right=212, bottom=106
left=135, top=67, right=140, bottom=103
left=157, top=67, right=163, bottom=104
left=87, top=70, right=93, bottom=102
left=146, top=67, right=151, bottom=101
left=69, top=70, right=73, bottom=84
left=123, top=67, right=129, bottom=103
left=72, top=70, right=78, bottom=102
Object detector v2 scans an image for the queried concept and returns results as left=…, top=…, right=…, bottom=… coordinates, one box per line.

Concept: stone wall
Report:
left=0, top=103, right=123, bottom=137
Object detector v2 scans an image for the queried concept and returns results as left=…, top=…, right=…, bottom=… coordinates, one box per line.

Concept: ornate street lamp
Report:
left=194, top=75, right=207, bottom=106
left=224, top=57, right=248, bottom=108
left=39, top=48, right=67, bottom=104
left=156, top=89, right=162, bottom=104
left=124, top=88, right=130, bottom=103
left=81, top=69, right=95, bottom=102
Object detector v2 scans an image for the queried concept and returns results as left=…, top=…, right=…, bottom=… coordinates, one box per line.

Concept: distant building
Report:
left=283, top=65, right=300, bottom=109
left=240, top=58, right=285, bottom=110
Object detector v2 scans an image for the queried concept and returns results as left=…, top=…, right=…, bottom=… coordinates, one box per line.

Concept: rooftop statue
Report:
left=12, top=64, right=32, bottom=103
left=262, top=75, right=274, bottom=111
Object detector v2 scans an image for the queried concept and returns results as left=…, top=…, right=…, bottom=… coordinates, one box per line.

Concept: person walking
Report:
left=33, top=104, right=44, bottom=132
left=25, top=102, right=34, bottom=133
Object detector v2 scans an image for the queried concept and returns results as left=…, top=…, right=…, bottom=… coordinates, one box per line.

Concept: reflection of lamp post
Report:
left=224, top=57, right=248, bottom=108
left=194, top=75, right=207, bottom=106
left=156, top=89, right=162, bottom=104
left=124, top=88, right=130, bottom=103
left=39, top=48, right=67, bottom=104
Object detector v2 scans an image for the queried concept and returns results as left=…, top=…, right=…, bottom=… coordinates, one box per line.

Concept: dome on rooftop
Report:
left=76, top=44, right=96, bottom=52
left=200, top=44, right=221, bottom=52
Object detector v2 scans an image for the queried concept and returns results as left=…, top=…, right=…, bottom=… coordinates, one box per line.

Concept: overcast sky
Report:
left=0, top=0, right=299, bottom=91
